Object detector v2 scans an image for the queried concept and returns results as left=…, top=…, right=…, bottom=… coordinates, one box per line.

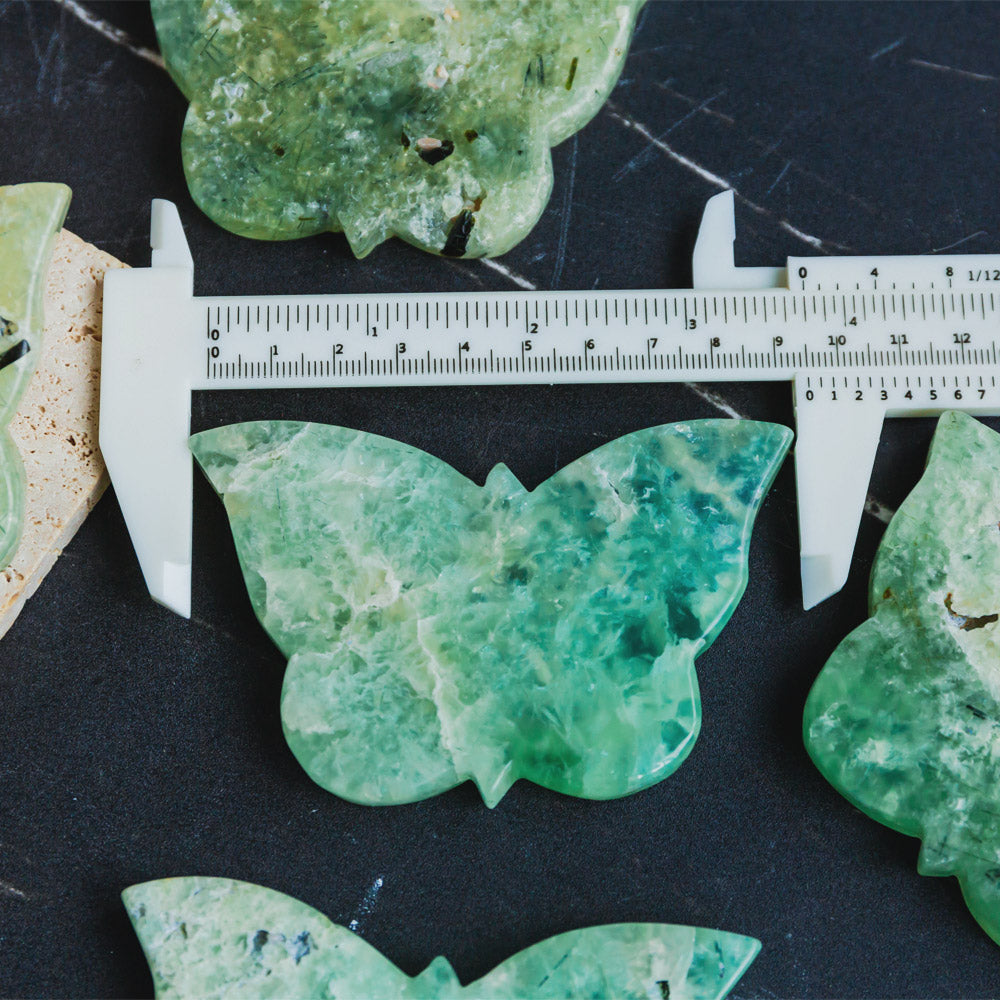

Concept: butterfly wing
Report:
left=191, top=421, right=488, bottom=805
left=124, top=877, right=416, bottom=999
left=150, top=2, right=641, bottom=256
left=466, top=923, right=760, bottom=1000
left=195, top=419, right=790, bottom=807
left=422, top=419, right=791, bottom=802
left=804, top=411, right=1000, bottom=945
left=0, top=183, right=72, bottom=566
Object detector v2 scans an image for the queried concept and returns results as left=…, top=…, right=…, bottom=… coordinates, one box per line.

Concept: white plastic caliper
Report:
left=101, top=193, right=1000, bottom=617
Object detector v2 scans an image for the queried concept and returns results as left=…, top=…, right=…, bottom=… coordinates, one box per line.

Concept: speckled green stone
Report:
left=0, top=183, right=71, bottom=568
left=191, top=419, right=790, bottom=806
left=124, top=877, right=760, bottom=999
left=150, top=0, right=642, bottom=257
left=804, top=412, right=1000, bottom=946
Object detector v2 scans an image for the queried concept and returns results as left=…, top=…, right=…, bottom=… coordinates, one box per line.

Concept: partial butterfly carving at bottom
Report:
left=192, top=419, right=791, bottom=806
left=124, top=877, right=761, bottom=999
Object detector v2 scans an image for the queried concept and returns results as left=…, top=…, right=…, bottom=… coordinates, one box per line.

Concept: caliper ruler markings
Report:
left=100, top=192, right=1000, bottom=618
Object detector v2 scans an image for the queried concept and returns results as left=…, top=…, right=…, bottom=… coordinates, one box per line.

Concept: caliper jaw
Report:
left=100, top=200, right=196, bottom=618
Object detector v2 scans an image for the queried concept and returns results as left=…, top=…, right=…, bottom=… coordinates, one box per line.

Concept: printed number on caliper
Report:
left=100, top=193, right=1000, bottom=617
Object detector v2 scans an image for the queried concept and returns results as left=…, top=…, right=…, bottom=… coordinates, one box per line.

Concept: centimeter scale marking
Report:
left=100, top=194, right=1000, bottom=620
left=199, top=288, right=1000, bottom=391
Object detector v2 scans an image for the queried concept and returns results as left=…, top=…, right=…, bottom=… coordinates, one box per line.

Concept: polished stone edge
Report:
left=867, top=409, right=992, bottom=612
left=150, top=2, right=644, bottom=256
left=0, top=182, right=72, bottom=569
left=124, top=876, right=761, bottom=999
left=804, top=411, right=1000, bottom=947
left=191, top=419, right=792, bottom=807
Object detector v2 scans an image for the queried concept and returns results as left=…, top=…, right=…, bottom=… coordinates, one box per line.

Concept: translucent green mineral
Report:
left=191, top=419, right=791, bottom=806
left=0, top=183, right=71, bottom=569
left=124, top=877, right=761, bottom=999
left=150, top=0, right=642, bottom=257
left=804, top=412, right=1000, bottom=946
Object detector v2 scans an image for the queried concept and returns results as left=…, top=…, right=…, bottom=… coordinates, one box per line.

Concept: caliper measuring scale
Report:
left=100, top=191, right=1000, bottom=618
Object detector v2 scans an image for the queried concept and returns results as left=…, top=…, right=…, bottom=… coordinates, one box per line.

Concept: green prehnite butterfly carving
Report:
left=804, top=411, right=1000, bottom=945
left=124, top=877, right=761, bottom=999
left=191, top=419, right=791, bottom=806
left=0, top=183, right=71, bottom=569
left=150, top=0, right=643, bottom=257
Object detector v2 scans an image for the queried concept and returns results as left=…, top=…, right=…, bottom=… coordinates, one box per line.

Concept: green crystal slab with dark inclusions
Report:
left=191, top=419, right=791, bottom=806
left=125, top=877, right=761, bottom=999
left=0, top=183, right=71, bottom=569
left=804, top=412, right=1000, bottom=946
left=150, top=0, right=643, bottom=258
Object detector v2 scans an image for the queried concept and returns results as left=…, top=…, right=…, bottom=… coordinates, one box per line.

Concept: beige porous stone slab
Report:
left=0, top=230, right=125, bottom=637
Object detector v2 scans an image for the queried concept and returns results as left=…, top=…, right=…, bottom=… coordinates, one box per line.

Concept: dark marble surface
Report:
left=1, top=2, right=999, bottom=996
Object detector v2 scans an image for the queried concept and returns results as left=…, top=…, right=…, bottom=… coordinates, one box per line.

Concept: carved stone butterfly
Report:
left=0, top=183, right=71, bottom=568
left=805, top=412, right=1000, bottom=945
left=150, top=0, right=643, bottom=257
left=192, top=419, right=791, bottom=805
left=124, top=877, right=761, bottom=999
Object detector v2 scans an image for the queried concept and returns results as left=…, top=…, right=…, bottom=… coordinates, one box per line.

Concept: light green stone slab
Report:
left=0, top=183, right=72, bottom=569
left=124, top=877, right=760, bottom=999
left=150, top=0, right=642, bottom=257
left=804, top=411, right=1000, bottom=946
left=191, top=419, right=791, bottom=806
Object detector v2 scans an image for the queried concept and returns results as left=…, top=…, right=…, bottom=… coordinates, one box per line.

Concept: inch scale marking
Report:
left=198, top=288, right=1000, bottom=388
left=101, top=193, right=1000, bottom=618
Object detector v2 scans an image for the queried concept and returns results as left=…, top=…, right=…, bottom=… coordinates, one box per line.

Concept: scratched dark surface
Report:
left=2, top=2, right=1000, bottom=997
